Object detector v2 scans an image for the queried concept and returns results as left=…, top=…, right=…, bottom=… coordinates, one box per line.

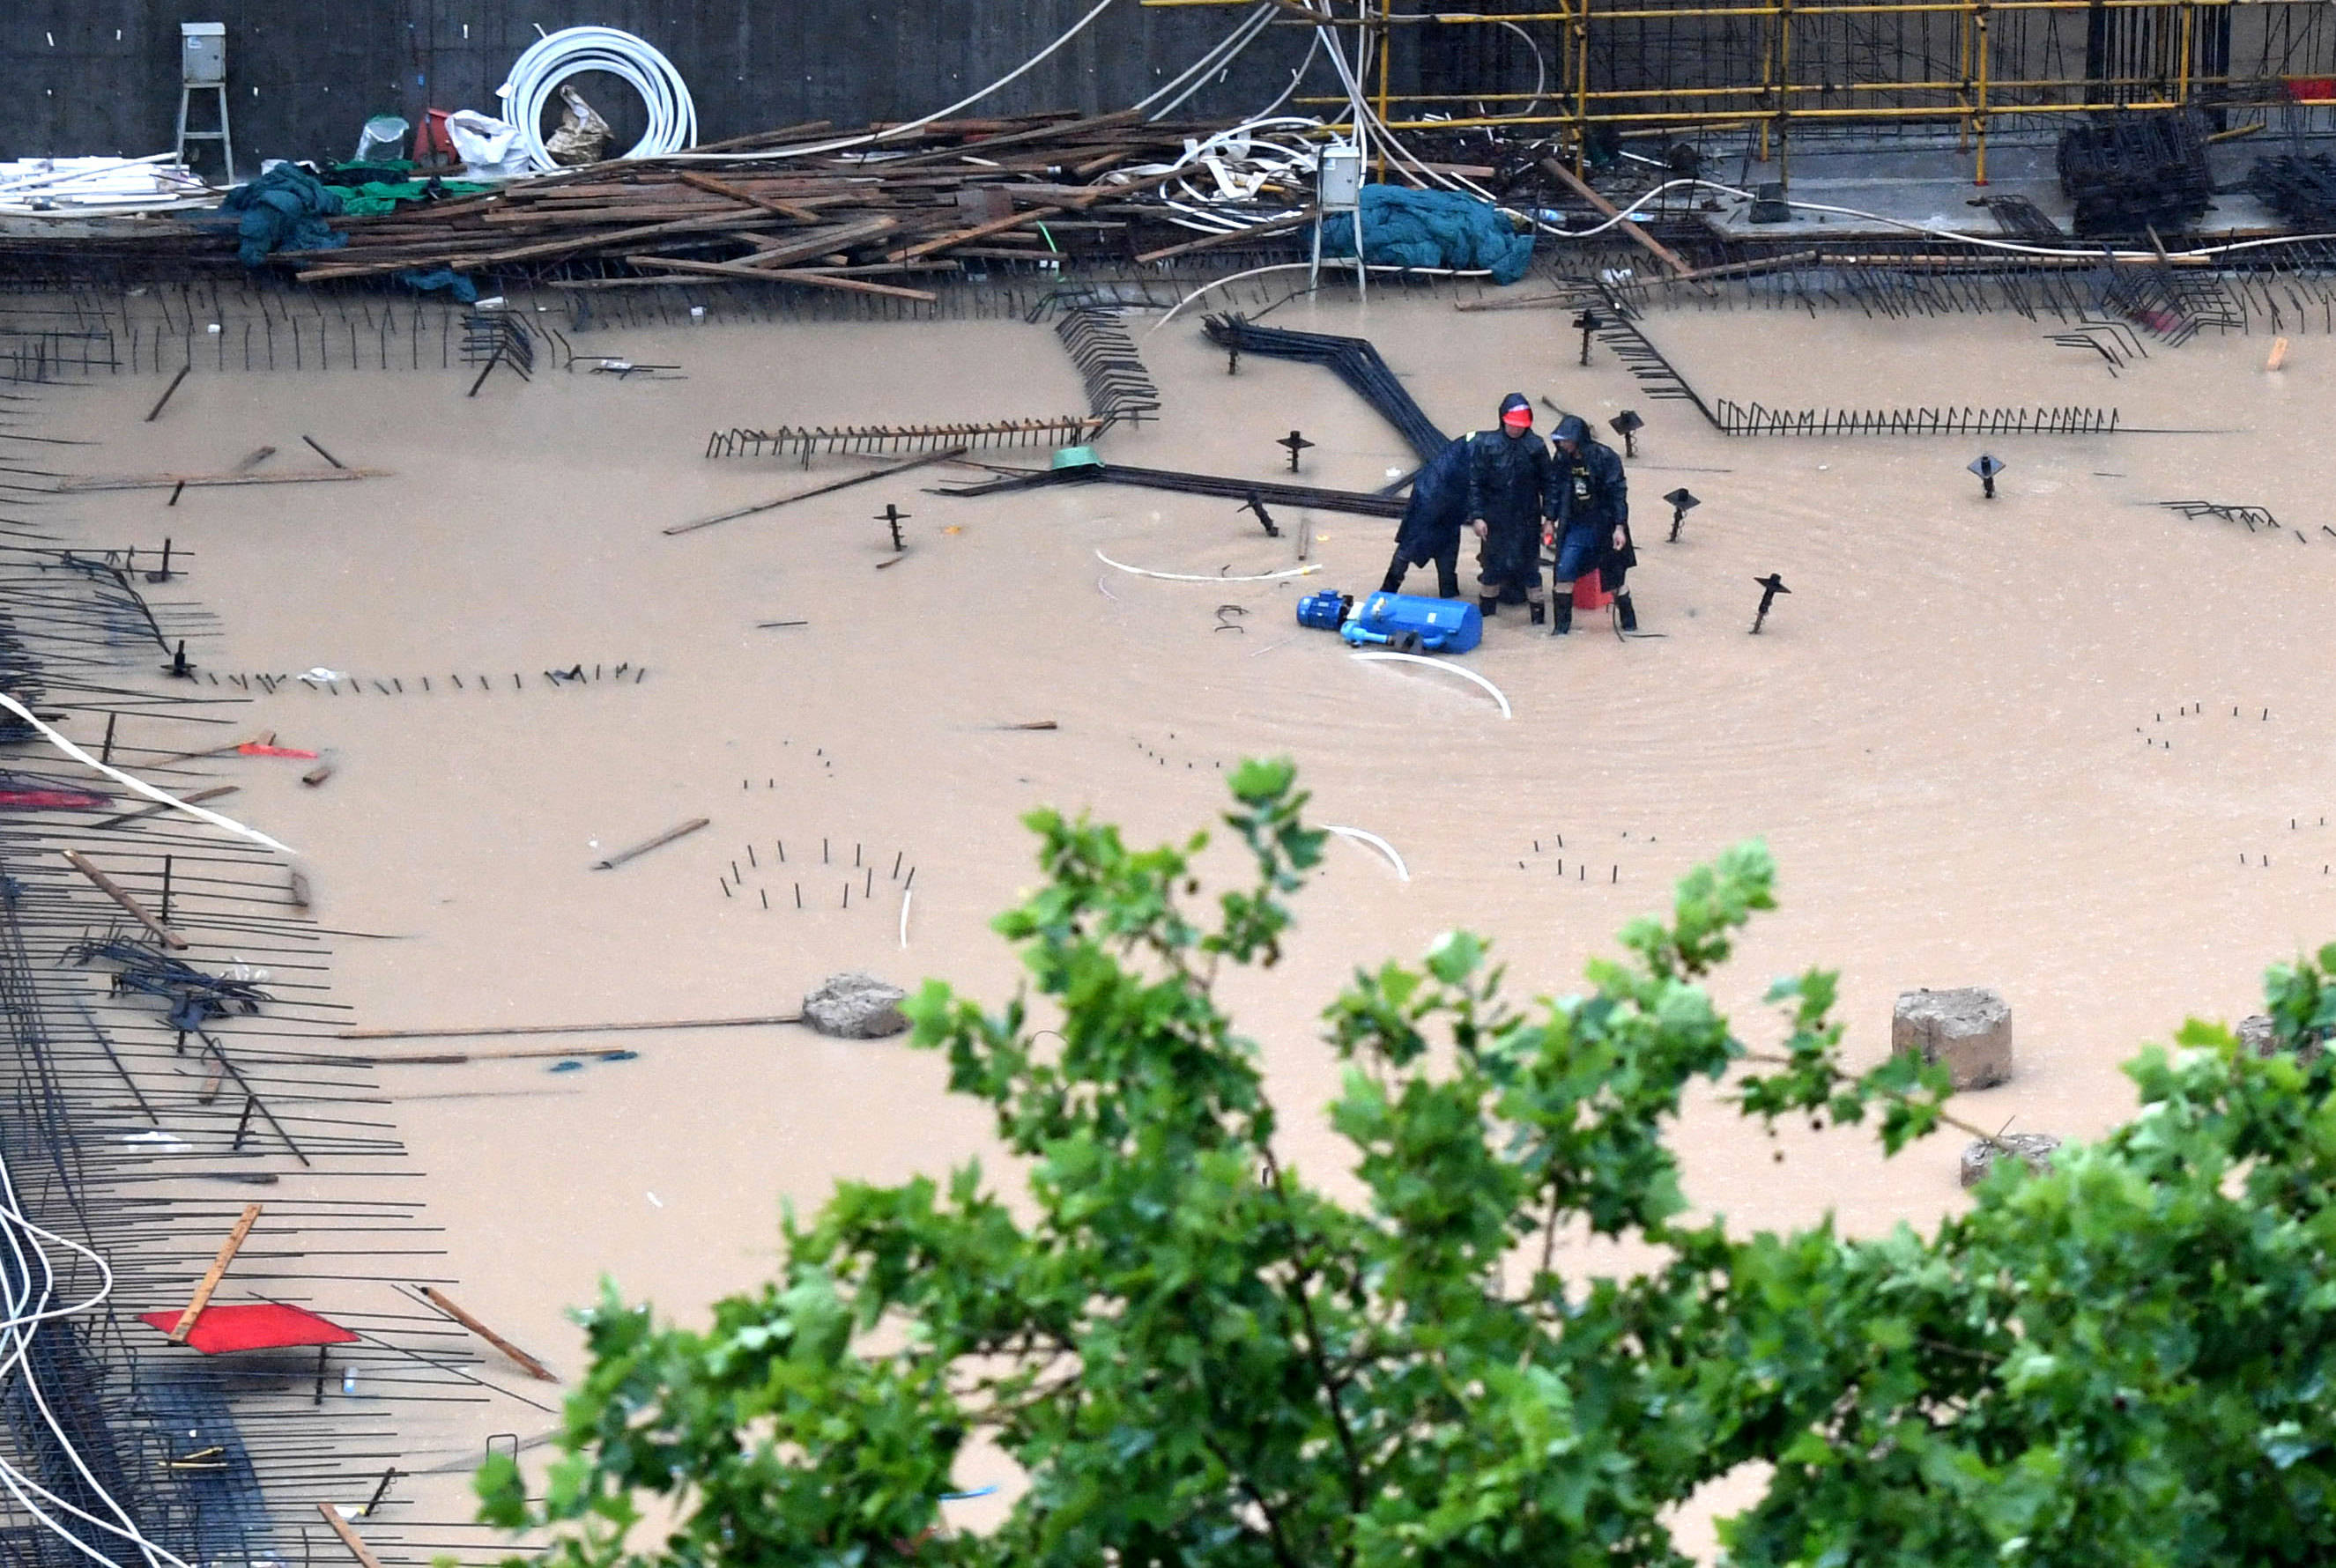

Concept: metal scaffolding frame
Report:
left=1145, top=0, right=2336, bottom=182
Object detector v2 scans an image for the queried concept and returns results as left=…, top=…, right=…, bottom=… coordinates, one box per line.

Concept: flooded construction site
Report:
left=4, top=2, right=2336, bottom=1563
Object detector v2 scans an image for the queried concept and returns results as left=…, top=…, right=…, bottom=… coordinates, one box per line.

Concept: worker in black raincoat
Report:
left=1378, top=433, right=1473, bottom=599
left=1466, top=392, right=1553, bottom=625
left=1546, top=413, right=1634, bottom=634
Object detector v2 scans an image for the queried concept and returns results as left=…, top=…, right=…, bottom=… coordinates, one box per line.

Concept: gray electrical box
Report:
left=181, top=23, right=226, bottom=86
left=1318, top=142, right=1363, bottom=211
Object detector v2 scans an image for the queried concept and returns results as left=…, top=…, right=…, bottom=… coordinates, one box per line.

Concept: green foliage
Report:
left=485, top=765, right=2336, bottom=1568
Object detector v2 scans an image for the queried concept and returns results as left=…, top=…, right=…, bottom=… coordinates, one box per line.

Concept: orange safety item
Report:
left=1571, top=573, right=1613, bottom=612
left=414, top=108, right=461, bottom=166
left=238, top=743, right=319, bottom=759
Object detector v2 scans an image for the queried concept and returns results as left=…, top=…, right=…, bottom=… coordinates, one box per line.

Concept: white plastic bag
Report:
left=446, top=110, right=536, bottom=178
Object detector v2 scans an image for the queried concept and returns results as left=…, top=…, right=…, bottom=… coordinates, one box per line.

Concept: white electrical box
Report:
left=181, top=23, right=226, bottom=86
left=1318, top=143, right=1363, bottom=211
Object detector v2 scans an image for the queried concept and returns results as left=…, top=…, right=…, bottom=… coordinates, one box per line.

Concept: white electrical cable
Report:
left=0, top=693, right=293, bottom=854
left=498, top=27, right=698, bottom=166
left=1134, top=3, right=1279, bottom=120
left=1252, top=30, right=1325, bottom=121
left=1094, top=548, right=1320, bottom=583
left=1324, top=825, right=1410, bottom=881
left=1148, top=258, right=1493, bottom=330
left=0, top=1152, right=194, bottom=1568
left=1351, top=651, right=1513, bottom=720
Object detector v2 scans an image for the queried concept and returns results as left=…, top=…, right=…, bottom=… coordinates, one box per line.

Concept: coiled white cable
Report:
left=498, top=26, right=699, bottom=166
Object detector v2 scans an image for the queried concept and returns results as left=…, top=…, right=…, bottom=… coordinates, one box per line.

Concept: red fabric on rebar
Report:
left=137, top=1304, right=359, bottom=1354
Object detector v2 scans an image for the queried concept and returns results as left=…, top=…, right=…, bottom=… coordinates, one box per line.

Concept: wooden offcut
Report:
left=420, top=1286, right=559, bottom=1381
left=317, top=1504, right=388, bottom=1568
left=590, top=816, right=711, bottom=870
left=337, top=1012, right=801, bottom=1043
left=62, top=849, right=187, bottom=950
left=169, top=1203, right=262, bottom=1342
left=1539, top=157, right=1702, bottom=285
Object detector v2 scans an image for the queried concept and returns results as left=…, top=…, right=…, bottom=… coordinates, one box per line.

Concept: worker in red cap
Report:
left=1465, top=392, right=1553, bottom=625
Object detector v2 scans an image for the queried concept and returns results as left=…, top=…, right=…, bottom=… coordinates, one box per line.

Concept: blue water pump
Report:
left=1339, top=591, right=1483, bottom=654
left=1296, top=589, right=1353, bottom=631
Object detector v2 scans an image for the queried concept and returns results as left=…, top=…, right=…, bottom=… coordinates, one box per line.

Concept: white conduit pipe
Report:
left=499, top=27, right=699, bottom=166
left=1133, top=3, right=1279, bottom=118
left=900, top=889, right=914, bottom=950
left=1095, top=548, right=1321, bottom=583
left=1324, top=825, right=1409, bottom=881
left=0, top=692, right=294, bottom=854
left=1350, top=652, right=1513, bottom=720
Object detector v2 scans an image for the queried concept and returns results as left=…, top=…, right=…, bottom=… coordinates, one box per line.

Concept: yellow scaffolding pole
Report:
left=1138, top=0, right=2320, bottom=187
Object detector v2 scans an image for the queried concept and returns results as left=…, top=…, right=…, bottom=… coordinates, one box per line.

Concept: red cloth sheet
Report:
left=137, top=1303, right=358, bottom=1354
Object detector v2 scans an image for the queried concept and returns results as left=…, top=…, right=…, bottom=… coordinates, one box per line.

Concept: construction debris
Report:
left=278, top=112, right=1218, bottom=289
left=801, top=973, right=909, bottom=1039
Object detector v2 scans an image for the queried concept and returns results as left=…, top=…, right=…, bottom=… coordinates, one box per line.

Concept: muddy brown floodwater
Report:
left=37, top=283, right=2335, bottom=1557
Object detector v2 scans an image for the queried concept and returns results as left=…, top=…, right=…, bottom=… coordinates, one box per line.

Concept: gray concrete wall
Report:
left=0, top=3, right=1327, bottom=168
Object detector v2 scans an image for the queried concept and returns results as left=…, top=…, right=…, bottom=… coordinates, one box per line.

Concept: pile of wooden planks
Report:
left=280, top=111, right=1252, bottom=302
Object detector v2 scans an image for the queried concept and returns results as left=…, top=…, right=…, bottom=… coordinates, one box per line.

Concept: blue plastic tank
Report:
left=1339, top=591, right=1483, bottom=654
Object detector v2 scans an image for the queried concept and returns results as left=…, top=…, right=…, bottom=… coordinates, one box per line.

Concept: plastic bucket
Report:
left=353, top=115, right=410, bottom=163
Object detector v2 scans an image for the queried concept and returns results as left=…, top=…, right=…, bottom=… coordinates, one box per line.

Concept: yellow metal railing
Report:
left=1142, top=0, right=2336, bottom=183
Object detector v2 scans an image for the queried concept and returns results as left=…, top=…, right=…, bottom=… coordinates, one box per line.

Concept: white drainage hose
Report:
left=1350, top=651, right=1513, bottom=721
left=499, top=27, right=698, bottom=166
left=1324, top=825, right=1408, bottom=881
left=1094, top=548, right=1319, bottom=584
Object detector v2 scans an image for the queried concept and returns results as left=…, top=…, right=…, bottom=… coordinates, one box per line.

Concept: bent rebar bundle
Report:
left=1053, top=307, right=1159, bottom=431
left=1198, top=315, right=1449, bottom=463
left=706, top=415, right=1102, bottom=461
left=1712, top=400, right=2120, bottom=437
left=0, top=341, right=521, bottom=1568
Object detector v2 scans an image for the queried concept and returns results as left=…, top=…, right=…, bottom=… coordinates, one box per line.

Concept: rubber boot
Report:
left=1435, top=567, right=1462, bottom=600
left=1380, top=566, right=1407, bottom=595
left=1614, top=592, right=1638, bottom=632
left=1550, top=597, right=1573, bottom=636
left=1477, top=595, right=1500, bottom=618
left=1529, top=598, right=1546, bottom=627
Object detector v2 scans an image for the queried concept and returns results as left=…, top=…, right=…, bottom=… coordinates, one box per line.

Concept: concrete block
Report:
left=1892, top=986, right=2013, bottom=1091
left=803, top=971, right=908, bottom=1039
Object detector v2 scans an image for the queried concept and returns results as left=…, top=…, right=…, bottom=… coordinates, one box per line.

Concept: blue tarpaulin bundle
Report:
left=219, top=165, right=346, bottom=267
left=1316, top=184, right=1534, bottom=285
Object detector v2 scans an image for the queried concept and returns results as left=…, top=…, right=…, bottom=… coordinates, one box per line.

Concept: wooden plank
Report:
left=731, top=215, right=901, bottom=270
left=590, top=816, right=712, bottom=870
left=338, top=1013, right=801, bottom=1042
left=450, top=209, right=787, bottom=270
left=681, top=119, right=834, bottom=154
left=168, top=1203, right=262, bottom=1342
left=1538, top=158, right=1702, bottom=285
left=420, top=1287, right=558, bottom=1381
left=676, top=171, right=827, bottom=223
left=88, top=785, right=237, bottom=832
left=317, top=1505, right=387, bottom=1568
left=60, top=468, right=389, bottom=493
left=62, top=849, right=187, bottom=950
left=624, top=256, right=938, bottom=301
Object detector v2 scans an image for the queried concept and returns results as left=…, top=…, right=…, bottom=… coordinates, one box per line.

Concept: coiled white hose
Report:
left=498, top=26, right=699, bottom=166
